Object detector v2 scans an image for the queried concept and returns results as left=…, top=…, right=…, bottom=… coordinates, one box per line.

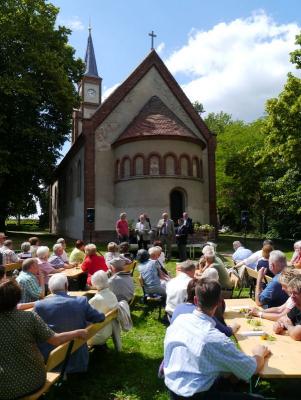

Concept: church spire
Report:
left=84, top=25, right=99, bottom=78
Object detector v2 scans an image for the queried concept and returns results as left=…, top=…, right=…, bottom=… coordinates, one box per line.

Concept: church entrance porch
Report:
left=170, top=188, right=186, bottom=223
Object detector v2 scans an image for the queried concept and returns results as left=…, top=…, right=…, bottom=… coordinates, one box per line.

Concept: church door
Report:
left=170, top=189, right=185, bottom=222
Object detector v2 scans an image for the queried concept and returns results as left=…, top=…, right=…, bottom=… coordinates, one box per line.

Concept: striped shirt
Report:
left=16, top=271, right=42, bottom=303
left=0, top=246, right=19, bottom=265
left=164, top=310, right=256, bottom=397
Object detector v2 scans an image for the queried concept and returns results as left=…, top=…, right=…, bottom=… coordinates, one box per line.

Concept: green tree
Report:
left=192, top=101, right=205, bottom=114
left=0, top=0, right=84, bottom=230
left=254, top=32, right=301, bottom=238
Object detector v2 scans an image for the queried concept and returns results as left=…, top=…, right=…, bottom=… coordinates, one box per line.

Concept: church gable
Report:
left=91, top=51, right=212, bottom=146
left=112, top=95, right=205, bottom=148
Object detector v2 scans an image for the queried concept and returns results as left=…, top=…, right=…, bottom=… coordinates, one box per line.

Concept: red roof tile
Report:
left=113, top=96, right=203, bottom=146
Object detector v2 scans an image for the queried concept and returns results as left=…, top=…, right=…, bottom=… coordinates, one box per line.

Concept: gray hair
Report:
left=148, top=247, right=160, bottom=257
left=91, top=270, right=109, bottom=290
left=179, top=260, right=196, bottom=273
left=233, top=241, right=242, bottom=250
left=36, top=246, right=49, bottom=259
left=22, top=258, right=38, bottom=272
left=269, top=250, right=287, bottom=270
left=48, top=273, right=68, bottom=293
left=21, top=242, right=31, bottom=252
left=53, top=243, right=63, bottom=254
left=294, top=240, right=301, bottom=249
left=57, top=238, right=65, bottom=244
left=202, top=268, right=219, bottom=281
left=85, top=243, right=97, bottom=256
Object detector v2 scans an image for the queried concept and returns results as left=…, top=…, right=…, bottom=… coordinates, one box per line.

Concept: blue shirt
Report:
left=259, top=273, right=288, bottom=308
left=164, top=311, right=256, bottom=397
left=34, top=292, right=104, bottom=373
left=171, top=303, right=233, bottom=337
left=138, top=260, right=161, bottom=292
left=232, top=247, right=253, bottom=263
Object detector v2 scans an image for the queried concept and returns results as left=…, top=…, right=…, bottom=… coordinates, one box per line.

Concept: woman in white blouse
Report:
left=88, top=270, right=118, bottom=346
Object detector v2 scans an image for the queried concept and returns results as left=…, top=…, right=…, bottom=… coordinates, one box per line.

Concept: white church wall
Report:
left=54, top=147, right=85, bottom=239
left=94, top=67, right=211, bottom=231
left=114, top=177, right=208, bottom=226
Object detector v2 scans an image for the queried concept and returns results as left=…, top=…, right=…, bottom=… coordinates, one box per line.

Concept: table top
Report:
left=61, top=267, right=84, bottom=278
left=224, top=298, right=301, bottom=378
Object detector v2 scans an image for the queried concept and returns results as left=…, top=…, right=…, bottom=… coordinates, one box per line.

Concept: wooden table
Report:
left=61, top=267, right=84, bottom=278
left=224, top=298, right=301, bottom=378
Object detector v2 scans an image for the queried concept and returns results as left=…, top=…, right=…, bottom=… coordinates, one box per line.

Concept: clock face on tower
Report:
left=87, top=88, right=96, bottom=99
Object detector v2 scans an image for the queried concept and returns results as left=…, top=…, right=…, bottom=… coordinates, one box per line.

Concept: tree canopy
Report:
left=0, top=0, right=84, bottom=229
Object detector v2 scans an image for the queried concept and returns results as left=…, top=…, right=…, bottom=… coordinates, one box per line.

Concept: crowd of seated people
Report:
left=1, top=231, right=301, bottom=400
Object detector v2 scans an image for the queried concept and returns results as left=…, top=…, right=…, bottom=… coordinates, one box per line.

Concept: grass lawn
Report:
left=6, top=232, right=300, bottom=399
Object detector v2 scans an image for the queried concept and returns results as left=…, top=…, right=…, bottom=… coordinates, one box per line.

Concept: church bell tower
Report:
left=79, top=26, right=102, bottom=119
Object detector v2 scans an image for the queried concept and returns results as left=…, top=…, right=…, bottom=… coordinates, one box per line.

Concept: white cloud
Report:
left=165, top=11, right=301, bottom=121
left=156, top=42, right=165, bottom=55
left=103, top=83, right=120, bottom=100
left=57, top=16, right=84, bottom=32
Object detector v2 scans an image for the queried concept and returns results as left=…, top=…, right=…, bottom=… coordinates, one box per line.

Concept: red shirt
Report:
left=116, top=219, right=129, bottom=236
left=81, top=254, right=108, bottom=285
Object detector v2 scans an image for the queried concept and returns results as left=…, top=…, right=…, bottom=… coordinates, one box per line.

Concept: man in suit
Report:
left=175, top=218, right=188, bottom=261
left=34, top=273, right=104, bottom=373
left=157, top=213, right=175, bottom=261
left=183, top=212, right=194, bottom=235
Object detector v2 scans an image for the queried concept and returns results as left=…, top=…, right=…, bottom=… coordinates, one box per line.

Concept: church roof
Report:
left=84, top=29, right=99, bottom=78
left=90, top=50, right=213, bottom=146
left=113, top=96, right=203, bottom=146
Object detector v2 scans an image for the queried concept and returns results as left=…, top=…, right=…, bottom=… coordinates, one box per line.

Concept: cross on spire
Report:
left=148, top=30, right=157, bottom=50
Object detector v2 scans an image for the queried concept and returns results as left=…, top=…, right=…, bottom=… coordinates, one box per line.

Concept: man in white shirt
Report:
left=164, top=279, right=270, bottom=399
left=165, top=260, right=195, bottom=315
left=235, top=239, right=273, bottom=270
left=135, top=214, right=151, bottom=250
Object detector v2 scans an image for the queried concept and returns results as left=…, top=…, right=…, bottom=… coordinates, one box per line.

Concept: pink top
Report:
left=38, top=260, right=57, bottom=284
left=116, top=219, right=129, bottom=237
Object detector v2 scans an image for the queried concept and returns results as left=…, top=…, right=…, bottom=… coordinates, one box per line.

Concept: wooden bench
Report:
left=245, top=267, right=272, bottom=298
left=21, top=309, right=118, bottom=400
left=5, top=261, right=22, bottom=273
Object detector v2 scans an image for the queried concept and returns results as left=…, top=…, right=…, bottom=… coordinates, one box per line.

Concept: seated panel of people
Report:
left=0, top=279, right=88, bottom=400
left=34, top=274, right=104, bottom=373
left=235, top=239, right=274, bottom=270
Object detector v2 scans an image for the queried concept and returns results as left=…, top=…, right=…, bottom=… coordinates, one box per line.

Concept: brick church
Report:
left=50, top=30, right=217, bottom=241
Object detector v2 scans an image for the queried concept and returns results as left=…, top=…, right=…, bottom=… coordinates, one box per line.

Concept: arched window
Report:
left=121, top=157, right=131, bottom=178
left=77, top=160, right=81, bottom=196
left=192, top=157, right=200, bottom=178
left=179, top=155, right=189, bottom=176
left=164, top=154, right=177, bottom=175
left=149, top=155, right=160, bottom=175
left=134, top=156, right=144, bottom=176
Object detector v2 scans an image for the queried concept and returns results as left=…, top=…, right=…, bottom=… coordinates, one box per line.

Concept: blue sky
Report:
left=51, top=0, right=301, bottom=155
